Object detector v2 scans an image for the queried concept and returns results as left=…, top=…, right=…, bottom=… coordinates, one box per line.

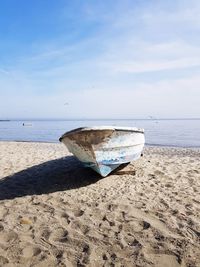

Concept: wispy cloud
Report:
left=108, top=57, right=200, bottom=73
left=0, top=68, right=10, bottom=75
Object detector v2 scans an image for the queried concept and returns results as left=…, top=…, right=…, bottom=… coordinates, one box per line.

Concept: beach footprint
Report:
left=0, top=255, right=9, bottom=265
left=22, top=245, right=42, bottom=258
left=144, top=252, right=182, bottom=267
left=49, top=227, right=69, bottom=244
left=0, top=230, right=18, bottom=246
left=74, top=209, right=84, bottom=217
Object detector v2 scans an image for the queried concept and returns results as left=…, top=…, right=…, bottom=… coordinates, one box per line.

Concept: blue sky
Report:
left=0, top=0, right=200, bottom=119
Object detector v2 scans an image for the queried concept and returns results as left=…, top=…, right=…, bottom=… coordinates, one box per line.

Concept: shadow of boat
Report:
left=0, top=156, right=101, bottom=201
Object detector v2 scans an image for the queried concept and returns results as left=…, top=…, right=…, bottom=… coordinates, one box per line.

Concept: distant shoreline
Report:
left=1, top=118, right=200, bottom=121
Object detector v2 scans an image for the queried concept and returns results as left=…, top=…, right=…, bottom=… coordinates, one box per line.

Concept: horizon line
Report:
left=1, top=117, right=200, bottom=121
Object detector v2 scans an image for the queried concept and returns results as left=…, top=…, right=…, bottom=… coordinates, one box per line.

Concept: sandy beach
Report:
left=0, top=141, right=199, bottom=267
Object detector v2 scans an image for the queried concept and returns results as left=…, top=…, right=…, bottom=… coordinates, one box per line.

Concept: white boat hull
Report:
left=60, top=126, right=145, bottom=177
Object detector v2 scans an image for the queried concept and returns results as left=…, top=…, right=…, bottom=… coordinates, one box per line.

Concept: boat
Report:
left=22, top=123, right=32, bottom=127
left=59, top=126, right=145, bottom=177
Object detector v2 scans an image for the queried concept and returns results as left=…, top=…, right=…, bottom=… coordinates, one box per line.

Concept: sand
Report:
left=0, top=141, right=199, bottom=267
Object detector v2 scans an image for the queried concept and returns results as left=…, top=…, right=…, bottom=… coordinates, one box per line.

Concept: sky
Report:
left=0, top=0, right=200, bottom=119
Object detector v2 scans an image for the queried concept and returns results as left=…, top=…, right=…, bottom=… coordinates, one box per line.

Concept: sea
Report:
left=0, top=119, right=200, bottom=148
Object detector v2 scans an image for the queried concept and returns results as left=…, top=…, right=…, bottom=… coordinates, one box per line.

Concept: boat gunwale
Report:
left=59, top=126, right=144, bottom=142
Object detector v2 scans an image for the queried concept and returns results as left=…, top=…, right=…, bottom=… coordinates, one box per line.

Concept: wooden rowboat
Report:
left=59, top=126, right=145, bottom=177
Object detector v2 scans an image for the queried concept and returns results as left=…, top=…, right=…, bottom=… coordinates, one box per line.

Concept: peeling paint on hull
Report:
left=59, top=126, right=145, bottom=177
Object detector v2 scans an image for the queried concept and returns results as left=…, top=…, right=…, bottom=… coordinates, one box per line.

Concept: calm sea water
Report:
left=0, top=119, right=200, bottom=147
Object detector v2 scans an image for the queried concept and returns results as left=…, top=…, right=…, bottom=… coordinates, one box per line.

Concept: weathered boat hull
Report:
left=59, top=126, right=145, bottom=177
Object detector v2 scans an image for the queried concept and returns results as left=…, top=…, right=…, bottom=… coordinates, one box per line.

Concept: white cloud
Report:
left=110, top=57, right=200, bottom=73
